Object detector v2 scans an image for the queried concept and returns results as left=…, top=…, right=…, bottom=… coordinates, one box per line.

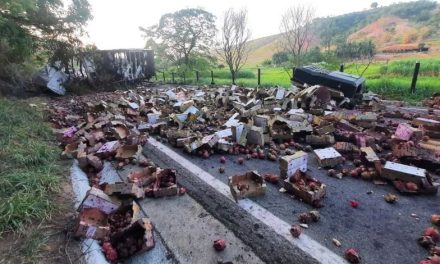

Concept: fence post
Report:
left=172, top=72, right=175, bottom=84
left=257, top=68, right=261, bottom=86
left=196, top=71, right=199, bottom=83
left=183, top=72, right=186, bottom=84
left=340, top=64, right=344, bottom=72
left=162, top=72, right=165, bottom=82
left=410, top=61, right=420, bottom=94
left=211, top=70, right=215, bottom=85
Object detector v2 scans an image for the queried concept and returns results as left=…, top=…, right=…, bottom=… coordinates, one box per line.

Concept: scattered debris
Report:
left=45, top=82, right=440, bottom=262
left=332, top=238, right=342, bottom=247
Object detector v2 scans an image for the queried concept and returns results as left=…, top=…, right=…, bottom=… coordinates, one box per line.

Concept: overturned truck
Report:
left=293, top=65, right=365, bottom=99
left=35, top=49, right=155, bottom=95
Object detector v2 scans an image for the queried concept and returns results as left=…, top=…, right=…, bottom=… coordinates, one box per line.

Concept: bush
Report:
left=214, top=70, right=256, bottom=79
left=262, top=59, right=272, bottom=66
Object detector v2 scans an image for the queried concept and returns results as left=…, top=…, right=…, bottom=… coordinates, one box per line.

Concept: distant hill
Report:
left=245, top=0, right=440, bottom=66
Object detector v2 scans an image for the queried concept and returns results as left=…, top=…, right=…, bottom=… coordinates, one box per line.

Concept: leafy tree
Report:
left=371, top=2, right=379, bottom=9
left=335, top=40, right=376, bottom=60
left=272, top=51, right=289, bottom=65
left=0, top=0, right=92, bottom=85
left=145, top=38, right=172, bottom=70
left=140, top=8, right=216, bottom=67
left=304, top=47, right=323, bottom=63
left=0, top=0, right=92, bottom=64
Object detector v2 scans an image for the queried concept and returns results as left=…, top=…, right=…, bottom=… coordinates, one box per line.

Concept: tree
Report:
left=0, top=0, right=92, bottom=65
left=335, top=40, right=376, bottom=60
left=272, top=51, right=289, bottom=65
left=145, top=38, right=172, bottom=70
left=279, top=5, right=315, bottom=67
left=140, top=8, right=216, bottom=68
left=319, top=17, right=336, bottom=53
left=371, top=2, right=379, bottom=9
left=217, top=8, right=251, bottom=84
left=0, top=0, right=92, bottom=88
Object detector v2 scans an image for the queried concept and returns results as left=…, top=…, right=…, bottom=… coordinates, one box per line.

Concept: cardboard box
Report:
left=75, top=208, right=110, bottom=240
left=232, top=123, right=248, bottom=146
left=314, top=147, right=342, bottom=168
left=110, top=218, right=155, bottom=259
left=104, top=182, right=145, bottom=199
left=229, top=171, right=266, bottom=202
left=254, top=115, right=270, bottom=133
left=201, top=134, right=220, bottom=148
left=360, top=147, right=380, bottom=163
left=337, top=119, right=363, bottom=133
left=78, top=187, right=121, bottom=214
left=153, top=184, right=179, bottom=198
left=411, top=117, right=440, bottom=131
left=305, top=135, right=335, bottom=146
left=96, top=140, right=120, bottom=157
left=315, top=124, right=335, bottom=135
left=394, top=123, right=422, bottom=141
left=217, top=139, right=234, bottom=152
left=283, top=179, right=326, bottom=207
left=247, top=126, right=265, bottom=146
left=334, top=142, right=359, bottom=153
left=279, top=151, right=308, bottom=179
left=382, top=162, right=427, bottom=184
left=115, top=145, right=141, bottom=160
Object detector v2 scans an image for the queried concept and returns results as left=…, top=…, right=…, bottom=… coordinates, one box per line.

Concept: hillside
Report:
left=245, top=0, right=440, bottom=66
left=245, top=34, right=282, bottom=66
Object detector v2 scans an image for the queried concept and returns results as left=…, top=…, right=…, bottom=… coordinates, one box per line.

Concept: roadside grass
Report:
left=0, top=98, right=61, bottom=259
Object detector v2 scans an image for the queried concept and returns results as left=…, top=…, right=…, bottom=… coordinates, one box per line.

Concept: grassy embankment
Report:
left=0, top=98, right=61, bottom=260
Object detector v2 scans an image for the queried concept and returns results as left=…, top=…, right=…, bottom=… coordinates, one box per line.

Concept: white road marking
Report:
left=148, top=138, right=348, bottom=264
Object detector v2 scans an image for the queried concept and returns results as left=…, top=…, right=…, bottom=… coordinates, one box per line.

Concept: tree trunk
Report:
left=184, top=54, right=190, bottom=66
left=231, top=70, right=236, bottom=85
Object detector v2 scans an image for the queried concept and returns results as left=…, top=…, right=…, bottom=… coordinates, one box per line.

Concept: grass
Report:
left=379, top=59, right=440, bottom=76
left=158, top=59, right=440, bottom=103
left=0, top=98, right=60, bottom=234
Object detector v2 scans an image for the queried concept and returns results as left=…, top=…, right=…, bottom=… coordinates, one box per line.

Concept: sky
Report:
left=84, top=0, right=417, bottom=50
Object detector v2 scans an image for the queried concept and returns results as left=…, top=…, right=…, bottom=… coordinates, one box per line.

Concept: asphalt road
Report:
left=146, top=139, right=439, bottom=264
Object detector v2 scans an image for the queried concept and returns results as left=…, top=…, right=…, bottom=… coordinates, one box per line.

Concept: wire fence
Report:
left=154, top=68, right=293, bottom=88
left=154, top=61, right=425, bottom=94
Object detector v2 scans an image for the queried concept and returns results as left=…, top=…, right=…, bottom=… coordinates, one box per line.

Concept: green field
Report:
left=160, top=59, right=440, bottom=103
